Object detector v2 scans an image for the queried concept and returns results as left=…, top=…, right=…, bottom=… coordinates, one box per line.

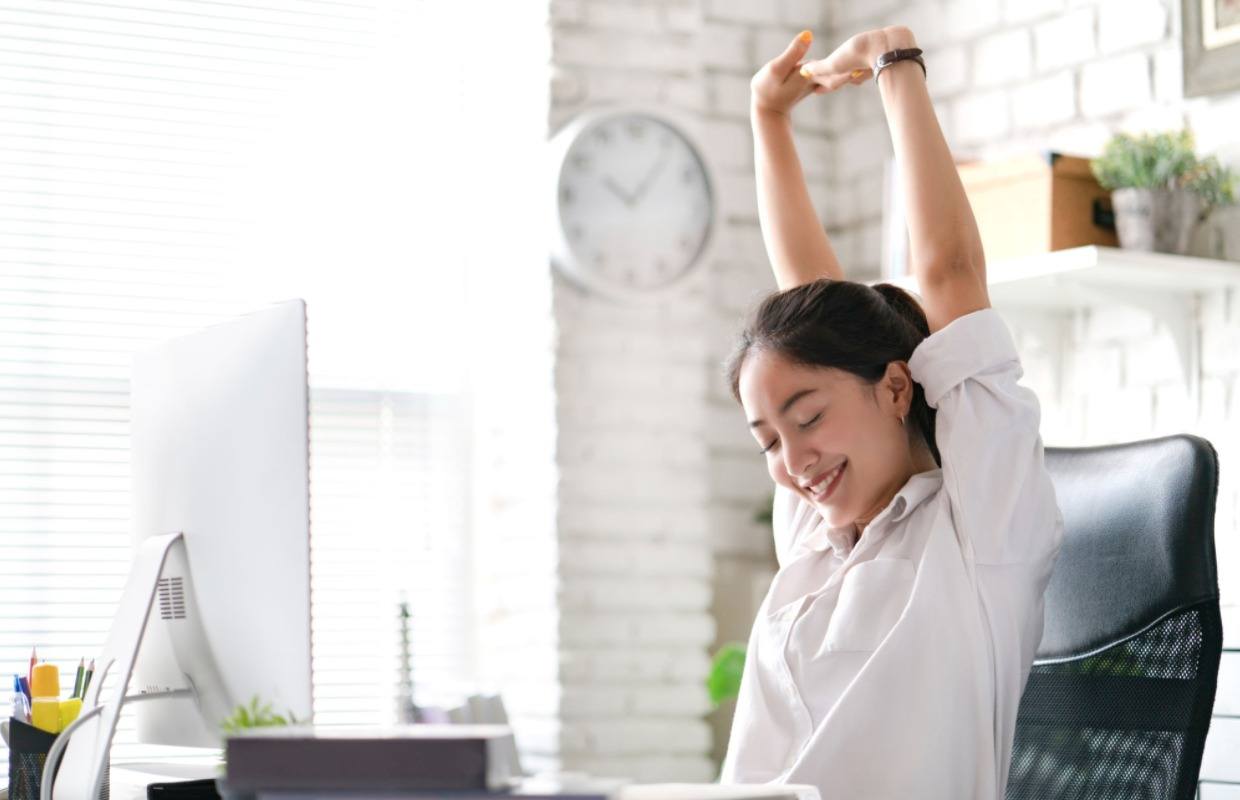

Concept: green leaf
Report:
left=1090, top=129, right=1200, bottom=191
left=220, top=694, right=299, bottom=736
left=706, top=642, right=747, bottom=707
left=1185, top=155, right=1239, bottom=212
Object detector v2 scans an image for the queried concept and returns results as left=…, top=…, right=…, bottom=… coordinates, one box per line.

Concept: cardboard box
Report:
left=957, top=152, right=1119, bottom=264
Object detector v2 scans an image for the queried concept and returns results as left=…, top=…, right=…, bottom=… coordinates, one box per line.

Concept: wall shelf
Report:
left=873, top=246, right=1240, bottom=409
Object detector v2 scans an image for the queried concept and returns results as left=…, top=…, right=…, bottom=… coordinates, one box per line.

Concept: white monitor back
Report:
left=129, top=299, right=312, bottom=747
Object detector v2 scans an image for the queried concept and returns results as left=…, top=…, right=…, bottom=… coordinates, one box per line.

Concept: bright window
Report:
left=0, top=0, right=544, bottom=763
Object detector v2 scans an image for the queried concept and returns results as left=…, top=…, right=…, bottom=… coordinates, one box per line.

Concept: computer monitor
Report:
left=126, top=298, right=313, bottom=746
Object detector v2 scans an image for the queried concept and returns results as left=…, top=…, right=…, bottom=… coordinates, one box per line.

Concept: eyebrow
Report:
left=748, top=388, right=817, bottom=429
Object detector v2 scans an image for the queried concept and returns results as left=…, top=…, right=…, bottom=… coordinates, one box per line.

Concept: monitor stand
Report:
left=50, top=533, right=188, bottom=800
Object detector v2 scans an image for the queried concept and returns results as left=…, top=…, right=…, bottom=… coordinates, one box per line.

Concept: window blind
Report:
left=0, top=0, right=501, bottom=765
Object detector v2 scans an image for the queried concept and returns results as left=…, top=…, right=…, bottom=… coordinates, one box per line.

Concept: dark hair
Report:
left=724, top=278, right=941, bottom=467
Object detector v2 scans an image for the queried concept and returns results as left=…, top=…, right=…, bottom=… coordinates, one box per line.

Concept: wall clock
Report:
left=549, top=107, right=718, bottom=299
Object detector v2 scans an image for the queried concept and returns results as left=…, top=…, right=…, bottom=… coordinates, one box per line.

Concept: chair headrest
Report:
left=1039, top=434, right=1219, bottom=660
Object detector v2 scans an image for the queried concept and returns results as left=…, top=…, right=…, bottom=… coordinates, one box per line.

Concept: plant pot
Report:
left=1189, top=205, right=1240, bottom=262
left=1111, top=187, right=1203, bottom=255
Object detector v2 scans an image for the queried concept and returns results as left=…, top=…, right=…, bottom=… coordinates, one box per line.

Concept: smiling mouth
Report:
left=803, top=460, right=846, bottom=501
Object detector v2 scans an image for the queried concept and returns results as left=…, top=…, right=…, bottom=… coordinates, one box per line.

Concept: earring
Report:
left=900, top=414, right=906, bottom=425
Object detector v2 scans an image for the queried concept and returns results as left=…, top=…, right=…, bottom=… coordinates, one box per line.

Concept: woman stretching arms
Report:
left=719, top=26, right=1065, bottom=799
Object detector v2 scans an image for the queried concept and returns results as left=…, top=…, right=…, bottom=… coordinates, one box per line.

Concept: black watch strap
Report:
left=874, top=47, right=926, bottom=82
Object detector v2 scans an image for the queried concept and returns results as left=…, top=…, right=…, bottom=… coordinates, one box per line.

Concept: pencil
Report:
left=73, top=658, right=85, bottom=699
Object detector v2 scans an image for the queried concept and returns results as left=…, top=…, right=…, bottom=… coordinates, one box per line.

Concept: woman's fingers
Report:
left=821, top=72, right=855, bottom=92
left=773, top=30, right=814, bottom=79
left=758, top=29, right=872, bottom=100
left=800, top=33, right=871, bottom=80
left=801, top=68, right=863, bottom=93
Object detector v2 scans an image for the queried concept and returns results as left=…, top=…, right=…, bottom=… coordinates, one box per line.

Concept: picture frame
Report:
left=1182, top=0, right=1240, bottom=96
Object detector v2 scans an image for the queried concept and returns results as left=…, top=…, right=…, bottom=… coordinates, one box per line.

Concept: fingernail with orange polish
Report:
left=800, top=66, right=813, bottom=79
left=798, top=30, right=812, bottom=43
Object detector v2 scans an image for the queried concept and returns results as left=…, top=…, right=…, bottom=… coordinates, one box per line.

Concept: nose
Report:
left=782, top=438, right=816, bottom=482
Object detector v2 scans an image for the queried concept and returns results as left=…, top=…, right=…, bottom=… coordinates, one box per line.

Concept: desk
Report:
left=110, top=765, right=820, bottom=800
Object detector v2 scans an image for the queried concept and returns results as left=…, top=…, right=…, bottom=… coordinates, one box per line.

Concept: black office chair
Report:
left=1006, top=434, right=1223, bottom=800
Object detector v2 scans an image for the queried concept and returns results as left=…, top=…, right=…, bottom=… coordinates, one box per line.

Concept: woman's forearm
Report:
left=875, top=36, right=986, bottom=283
left=751, top=108, right=845, bottom=289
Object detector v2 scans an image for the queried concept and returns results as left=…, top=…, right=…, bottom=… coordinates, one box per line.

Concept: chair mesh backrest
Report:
left=1006, top=603, right=1222, bottom=800
left=1006, top=435, right=1222, bottom=800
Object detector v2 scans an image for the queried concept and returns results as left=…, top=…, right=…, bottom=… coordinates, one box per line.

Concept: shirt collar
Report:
left=804, top=467, right=944, bottom=557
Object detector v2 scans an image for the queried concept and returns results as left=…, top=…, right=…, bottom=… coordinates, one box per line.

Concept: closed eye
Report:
left=760, top=412, right=821, bottom=454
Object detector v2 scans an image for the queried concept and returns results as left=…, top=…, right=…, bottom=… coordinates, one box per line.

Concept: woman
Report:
left=719, top=26, right=1066, bottom=799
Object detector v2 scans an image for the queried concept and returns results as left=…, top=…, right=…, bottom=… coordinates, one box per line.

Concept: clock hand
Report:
left=602, top=175, right=636, bottom=208
left=631, top=145, right=673, bottom=203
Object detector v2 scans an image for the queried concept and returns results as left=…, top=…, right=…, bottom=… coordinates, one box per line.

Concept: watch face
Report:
left=556, top=112, right=714, bottom=294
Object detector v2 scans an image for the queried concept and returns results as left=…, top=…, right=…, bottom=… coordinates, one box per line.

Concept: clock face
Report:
left=555, top=112, right=714, bottom=295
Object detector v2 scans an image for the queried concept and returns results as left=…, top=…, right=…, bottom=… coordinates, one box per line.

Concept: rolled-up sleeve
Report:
left=908, top=308, right=1063, bottom=565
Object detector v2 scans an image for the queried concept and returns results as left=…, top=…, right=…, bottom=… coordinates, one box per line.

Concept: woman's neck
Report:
left=853, top=448, right=938, bottom=537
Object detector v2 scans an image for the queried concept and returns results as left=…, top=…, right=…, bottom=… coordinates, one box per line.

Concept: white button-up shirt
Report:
left=720, top=308, right=1066, bottom=800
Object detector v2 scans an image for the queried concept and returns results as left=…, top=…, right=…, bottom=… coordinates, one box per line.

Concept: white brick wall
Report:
left=548, top=0, right=785, bottom=781
left=1033, top=8, right=1097, bottom=72
left=1096, top=0, right=1167, bottom=55
left=942, top=0, right=1003, bottom=41
left=1079, top=52, right=1153, bottom=116
left=973, top=29, right=1034, bottom=88
left=953, top=89, right=1012, bottom=145
left=926, top=43, right=971, bottom=98
left=1011, top=71, right=1077, bottom=130
left=1002, top=0, right=1065, bottom=26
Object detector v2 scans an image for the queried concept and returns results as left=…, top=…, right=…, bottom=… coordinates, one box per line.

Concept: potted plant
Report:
left=216, top=695, right=302, bottom=800
left=1090, top=129, right=1236, bottom=255
left=1186, top=155, right=1240, bottom=261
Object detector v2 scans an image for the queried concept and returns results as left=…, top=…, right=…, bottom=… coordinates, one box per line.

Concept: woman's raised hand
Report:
left=749, top=30, right=820, bottom=118
left=799, top=26, right=919, bottom=93
left=751, top=27, right=919, bottom=118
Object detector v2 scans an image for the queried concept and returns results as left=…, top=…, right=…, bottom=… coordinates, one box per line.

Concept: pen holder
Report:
left=7, top=717, right=109, bottom=800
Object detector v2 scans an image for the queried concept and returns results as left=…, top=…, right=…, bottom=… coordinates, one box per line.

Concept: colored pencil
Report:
left=73, top=657, right=85, bottom=699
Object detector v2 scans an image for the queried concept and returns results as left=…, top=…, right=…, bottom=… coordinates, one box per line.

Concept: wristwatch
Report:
left=874, top=48, right=926, bottom=82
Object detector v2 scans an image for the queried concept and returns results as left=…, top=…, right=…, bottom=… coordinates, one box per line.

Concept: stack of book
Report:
left=223, top=724, right=528, bottom=798
left=222, top=724, right=819, bottom=800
